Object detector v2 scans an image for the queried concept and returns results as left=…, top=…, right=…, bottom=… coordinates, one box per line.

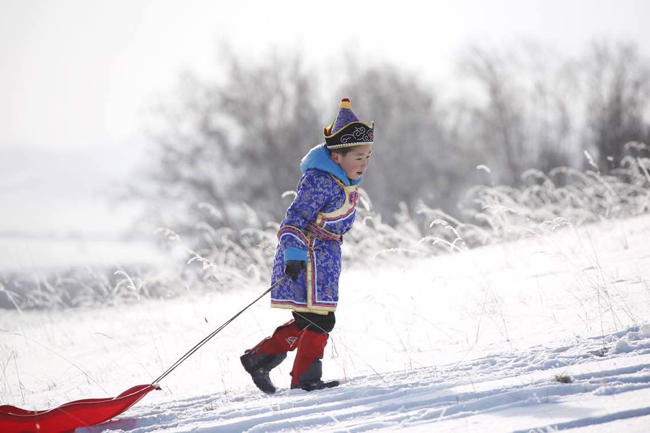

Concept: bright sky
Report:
left=0, top=0, right=648, bottom=150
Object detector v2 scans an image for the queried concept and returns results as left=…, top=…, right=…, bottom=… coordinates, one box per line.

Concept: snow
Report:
left=0, top=145, right=167, bottom=273
left=642, top=324, right=650, bottom=337
left=2, top=214, right=650, bottom=431
left=614, top=338, right=633, bottom=354
left=0, top=145, right=144, bottom=239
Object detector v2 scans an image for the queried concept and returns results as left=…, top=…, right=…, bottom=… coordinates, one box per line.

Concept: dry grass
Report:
left=554, top=374, right=574, bottom=384
left=2, top=150, right=650, bottom=311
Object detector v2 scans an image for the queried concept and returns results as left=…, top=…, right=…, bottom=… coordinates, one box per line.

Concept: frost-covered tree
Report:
left=582, top=42, right=650, bottom=171
left=457, top=44, right=581, bottom=185
left=128, top=41, right=650, bottom=244
left=338, top=64, right=468, bottom=219
left=132, top=51, right=322, bottom=237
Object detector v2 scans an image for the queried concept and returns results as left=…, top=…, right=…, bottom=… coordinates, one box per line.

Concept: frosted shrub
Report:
left=0, top=266, right=186, bottom=310
left=453, top=154, right=650, bottom=244
left=4, top=151, right=650, bottom=310
left=184, top=223, right=277, bottom=290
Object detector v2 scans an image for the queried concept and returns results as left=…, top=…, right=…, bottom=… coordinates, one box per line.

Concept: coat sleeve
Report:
left=278, top=170, right=334, bottom=262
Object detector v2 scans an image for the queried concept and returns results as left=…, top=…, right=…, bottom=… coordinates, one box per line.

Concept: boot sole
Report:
left=291, top=380, right=340, bottom=391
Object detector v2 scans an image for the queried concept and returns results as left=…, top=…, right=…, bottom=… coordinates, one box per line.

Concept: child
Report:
left=240, top=98, right=374, bottom=393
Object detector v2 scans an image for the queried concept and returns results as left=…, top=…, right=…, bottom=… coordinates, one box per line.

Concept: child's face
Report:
left=331, top=145, right=372, bottom=181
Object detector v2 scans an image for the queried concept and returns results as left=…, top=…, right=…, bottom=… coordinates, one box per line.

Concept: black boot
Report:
left=290, top=358, right=339, bottom=391
left=290, top=380, right=340, bottom=391
left=240, top=350, right=286, bottom=394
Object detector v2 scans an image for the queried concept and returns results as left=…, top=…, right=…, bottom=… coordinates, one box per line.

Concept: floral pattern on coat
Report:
left=271, top=168, right=359, bottom=314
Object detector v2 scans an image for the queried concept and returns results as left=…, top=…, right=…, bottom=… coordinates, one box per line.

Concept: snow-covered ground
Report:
left=0, top=145, right=143, bottom=239
left=2, top=214, right=650, bottom=431
left=0, top=145, right=168, bottom=273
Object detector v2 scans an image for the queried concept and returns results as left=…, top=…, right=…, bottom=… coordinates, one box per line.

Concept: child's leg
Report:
left=249, top=319, right=301, bottom=358
left=290, top=312, right=336, bottom=388
left=241, top=318, right=303, bottom=394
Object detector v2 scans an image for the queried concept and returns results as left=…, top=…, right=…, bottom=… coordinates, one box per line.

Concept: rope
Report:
left=151, top=276, right=287, bottom=385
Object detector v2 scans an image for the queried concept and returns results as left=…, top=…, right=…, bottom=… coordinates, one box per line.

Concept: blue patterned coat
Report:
left=270, top=144, right=362, bottom=315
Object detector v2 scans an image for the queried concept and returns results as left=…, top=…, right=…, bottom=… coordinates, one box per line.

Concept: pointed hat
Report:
left=324, top=98, right=374, bottom=149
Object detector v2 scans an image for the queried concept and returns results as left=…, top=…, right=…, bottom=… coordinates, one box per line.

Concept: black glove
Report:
left=284, top=260, right=306, bottom=282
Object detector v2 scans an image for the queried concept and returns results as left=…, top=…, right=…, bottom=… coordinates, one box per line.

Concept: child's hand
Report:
left=284, top=261, right=306, bottom=282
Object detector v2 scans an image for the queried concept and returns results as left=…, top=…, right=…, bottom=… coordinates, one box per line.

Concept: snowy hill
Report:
left=0, top=145, right=139, bottom=238
left=80, top=328, right=650, bottom=432
left=2, top=214, right=650, bottom=431
left=0, top=145, right=166, bottom=271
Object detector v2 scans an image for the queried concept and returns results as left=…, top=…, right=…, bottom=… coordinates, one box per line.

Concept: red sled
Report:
left=0, top=384, right=159, bottom=433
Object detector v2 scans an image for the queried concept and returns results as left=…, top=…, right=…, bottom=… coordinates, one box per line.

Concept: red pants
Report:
left=250, top=312, right=334, bottom=385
